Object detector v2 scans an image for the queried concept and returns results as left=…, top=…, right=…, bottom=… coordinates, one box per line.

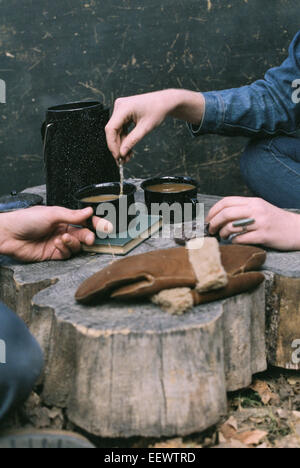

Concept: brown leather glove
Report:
left=192, top=245, right=266, bottom=305
left=152, top=250, right=266, bottom=315
left=75, top=239, right=266, bottom=305
left=76, top=238, right=227, bottom=303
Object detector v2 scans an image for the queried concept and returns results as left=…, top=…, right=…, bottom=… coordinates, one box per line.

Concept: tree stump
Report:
left=0, top=184, right=269, bottom=438
left=264, top=252, right=300, bottom=370
left=30, top=265, right=266, bottom=438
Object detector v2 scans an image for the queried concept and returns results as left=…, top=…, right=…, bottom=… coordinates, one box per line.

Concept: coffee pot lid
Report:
left=0, top=191, right=43, bottom=213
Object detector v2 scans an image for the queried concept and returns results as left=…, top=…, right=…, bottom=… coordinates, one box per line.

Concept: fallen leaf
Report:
left=219, top=417, right=238, bottom=440
left=250, top=380, right=279, bottom=405
left=218, top=432, right=227, bottom=444
left=234, top=430, right=267, bottom=446
left=277, top=409, right=290, bottom=420
left=226, top=416, right=238, bottom=431
left=287, top=376, right=300, bottom=386
left=293, top=411, right=300, bottom=420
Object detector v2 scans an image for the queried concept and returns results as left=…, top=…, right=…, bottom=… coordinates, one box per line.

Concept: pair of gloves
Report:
left=75, top=238, right=266, bottom=315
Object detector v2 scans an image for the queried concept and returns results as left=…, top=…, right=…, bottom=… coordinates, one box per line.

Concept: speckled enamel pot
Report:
left=42, top=101, right=120, bottom=209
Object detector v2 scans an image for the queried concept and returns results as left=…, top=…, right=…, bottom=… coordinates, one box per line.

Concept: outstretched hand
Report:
left=206, top=197, right=300, bottom=251
left=0, top=206, right=113, bottom=262
left=105, top=89, right=205, bottom=162
left=105, top=91, right=168, bottom=162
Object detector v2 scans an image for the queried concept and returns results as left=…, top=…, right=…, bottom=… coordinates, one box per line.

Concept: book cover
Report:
left=83, top=215, right=162, bottom=255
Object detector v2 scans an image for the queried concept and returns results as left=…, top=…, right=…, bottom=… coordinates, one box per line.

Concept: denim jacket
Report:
left=189, top=31, right=300, bottom=138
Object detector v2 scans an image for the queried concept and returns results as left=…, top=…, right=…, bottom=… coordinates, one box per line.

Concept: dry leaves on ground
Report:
left=250, top=380, right=280, bottom=405
left=219, top=416, right=267, bottom=448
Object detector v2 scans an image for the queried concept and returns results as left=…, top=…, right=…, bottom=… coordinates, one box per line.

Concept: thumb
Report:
left=120, top=120, right=151, bottom=157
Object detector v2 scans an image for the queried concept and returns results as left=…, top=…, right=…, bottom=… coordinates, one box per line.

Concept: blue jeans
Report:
left=240, top=136, right=300, bottom=209
left=0, top=302, right=43, bottom=421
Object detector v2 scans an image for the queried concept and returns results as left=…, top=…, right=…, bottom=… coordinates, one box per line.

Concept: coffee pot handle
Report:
left=41, top=121, right=46, bottom=140
left=42, top=123, right=54, bottom=163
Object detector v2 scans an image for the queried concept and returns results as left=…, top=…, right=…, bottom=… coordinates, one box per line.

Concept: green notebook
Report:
left=83, top=215, right=162, bottom=256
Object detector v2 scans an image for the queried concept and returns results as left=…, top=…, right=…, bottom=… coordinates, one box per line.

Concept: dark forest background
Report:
left=0, top=0, right=298, bottom=196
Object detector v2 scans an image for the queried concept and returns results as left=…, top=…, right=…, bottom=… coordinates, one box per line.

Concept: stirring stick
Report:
left=119, top=157, right=124, bottom=197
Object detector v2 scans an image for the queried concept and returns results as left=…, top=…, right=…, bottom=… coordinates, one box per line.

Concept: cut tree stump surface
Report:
left=0, top=183, right=299, bottom=438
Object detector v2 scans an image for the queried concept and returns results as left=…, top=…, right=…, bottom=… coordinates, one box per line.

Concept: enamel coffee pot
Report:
left=42, top=101, right=120, bottom=209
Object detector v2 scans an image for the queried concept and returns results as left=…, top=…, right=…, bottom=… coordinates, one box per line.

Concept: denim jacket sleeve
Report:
left=189, top=31, right=300, bottom=138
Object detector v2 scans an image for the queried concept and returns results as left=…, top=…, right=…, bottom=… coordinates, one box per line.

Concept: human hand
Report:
left=0, top=206, right=113, bottom=262
left=105, top=89, right=205, bottom=162
left=206, top=197, right=300, bottom=251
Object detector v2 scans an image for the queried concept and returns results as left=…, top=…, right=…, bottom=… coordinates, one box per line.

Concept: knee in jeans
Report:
left=11, top=334, right=44, bottom=400
left=239, top=137, right=273, bottom=188
left=0, top=333, right=43, bottom=419
left=240, top=139, right=260, bottom=180
left=0, top=303, right=44, bottom=403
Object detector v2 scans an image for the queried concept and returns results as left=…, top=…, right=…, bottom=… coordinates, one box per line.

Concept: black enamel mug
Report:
left=141, top=176, right=199, bottom=223
left=42, top=101, right=120, bottom=210
left=75, top=182, right=137, bottom=235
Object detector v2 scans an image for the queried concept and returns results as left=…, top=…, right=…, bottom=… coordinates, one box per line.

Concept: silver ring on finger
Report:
left=232, top=218, right=256, bottom=228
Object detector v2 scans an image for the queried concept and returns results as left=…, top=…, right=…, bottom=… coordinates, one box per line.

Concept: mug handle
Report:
left=190, top=197, right=200, bottom=222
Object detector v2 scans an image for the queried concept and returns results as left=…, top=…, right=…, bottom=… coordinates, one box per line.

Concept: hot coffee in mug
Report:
left=75, top=182, right=136, bottom=235
left=82, top=194, right=121, bottom=203
left=146, top=183, right=196, bottom=194
left=141, top=176, right=200, bottom=224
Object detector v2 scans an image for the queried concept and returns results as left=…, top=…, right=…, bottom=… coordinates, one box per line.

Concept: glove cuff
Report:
left=152, top=288, right=194, bottom=316
left=186, top=238, right=228, bottom=292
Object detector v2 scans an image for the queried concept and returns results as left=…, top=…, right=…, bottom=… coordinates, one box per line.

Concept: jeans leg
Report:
left=240, top=136, right=300, bottom=209
left=0, top=302, right=44, bottom=421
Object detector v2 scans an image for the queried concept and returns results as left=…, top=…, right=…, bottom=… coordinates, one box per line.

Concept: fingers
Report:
left=54, top=237, right=72, bottom=260
left=51, top=208, right=113, bottom=238
left=119, top=120, right=152, bottom=157
left=61, top=233, right=82, bottom=254
left=206, top=197, right=250, bottom=223
left=219, top=221, right=256, bottom=240
left=125, top=152, right=133, bottom=163
left=54, top=232, right=91, bottom=260
left=208, top=206, right=252, bottom=235
left=105, top=99, right=132, bottom=159
left=231, top=231, right=262, bottom=246
left=70, top=228, right=94, bottom=246
left=106, top=93, right=165, bottom=160
left=118, top=151, right=134, bottom=166
left=106, top=108, right=153, bottom=160
left=105, top=121, right=123, bottom=160
left=68, top=218, right=113, bottom=246
left=50, top=206, right=94, bottom=226
left=92, top=216, right=113, bottom=235
left=54, top=231, right=93, bottom=260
